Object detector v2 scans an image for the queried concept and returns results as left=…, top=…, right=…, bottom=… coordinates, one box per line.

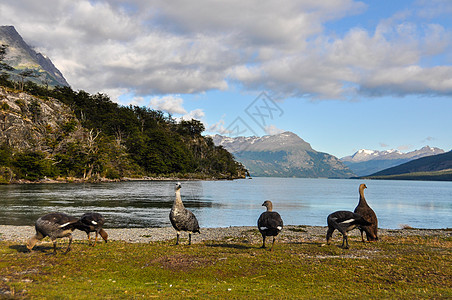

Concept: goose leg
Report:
left=176, top=232, right=180, bottom=245
left=52, top=239, right=58, bottom=254
left=261, top=235, right=266, bottom=248
left=342, top=234, right=349, bottom=249
left=64, top=235, right=73, bottom=254
left=94, top=231, right=99, bottom=247
left=270, top=236, right=276, bottom=251
left=188, top=233, right=192, bottom=245
left=87, top=232, right=92, bottom=246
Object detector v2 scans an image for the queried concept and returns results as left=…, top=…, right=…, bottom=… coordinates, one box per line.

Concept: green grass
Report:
left=1, top=235, right=451, bottom=299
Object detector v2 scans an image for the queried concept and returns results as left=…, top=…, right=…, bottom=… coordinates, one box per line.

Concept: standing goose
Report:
left=169, top=182, right=200, bottom=245
left=326, top=210, right=371, bottom=249
left=257, top=200, right=283, bottom=251
left=354, top=184, right=378, bottom=242
left=75, top=212, right=108, bottom=246
left=27, top=212, right=79, bottom=254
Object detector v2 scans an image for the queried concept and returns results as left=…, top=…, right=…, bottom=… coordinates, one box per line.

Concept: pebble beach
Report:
left=1, top=225, right=450, bottom=246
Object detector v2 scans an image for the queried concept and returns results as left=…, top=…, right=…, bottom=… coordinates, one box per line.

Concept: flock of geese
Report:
left=26, top=183, right=378, bottom=254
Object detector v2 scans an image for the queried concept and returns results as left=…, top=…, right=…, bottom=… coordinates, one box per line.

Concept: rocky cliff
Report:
left=0, top=86, right=81, bottom=152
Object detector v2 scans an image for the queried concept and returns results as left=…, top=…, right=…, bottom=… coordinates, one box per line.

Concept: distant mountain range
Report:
left=341, top=146, right=445, bottom=176
left=363, top=150, right=452, bottom=181
left=0, top=25, right=69, bottom=87
left=212, top=132, right=355, bottom=178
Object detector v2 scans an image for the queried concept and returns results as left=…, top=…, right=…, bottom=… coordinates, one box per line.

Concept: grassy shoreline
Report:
left=1, top=229, right=450, bottom=299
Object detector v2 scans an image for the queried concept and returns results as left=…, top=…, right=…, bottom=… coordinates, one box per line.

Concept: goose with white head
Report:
left=169, top=182, right=200, bottom=245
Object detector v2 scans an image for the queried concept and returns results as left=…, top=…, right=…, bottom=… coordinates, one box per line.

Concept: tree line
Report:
left=0, top=46, right=246, bottom=182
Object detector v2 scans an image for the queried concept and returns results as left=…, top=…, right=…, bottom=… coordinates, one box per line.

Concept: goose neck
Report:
left=173, top=190, right=184, bottom=208
left=358, top=188, right=368, bottom=206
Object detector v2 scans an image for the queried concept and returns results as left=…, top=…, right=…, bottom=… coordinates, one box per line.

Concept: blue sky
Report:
left=1, top=0, right=451, bottom=157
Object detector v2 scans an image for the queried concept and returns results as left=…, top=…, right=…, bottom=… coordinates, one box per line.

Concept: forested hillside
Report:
left=0, top=78, right=246, bottom=183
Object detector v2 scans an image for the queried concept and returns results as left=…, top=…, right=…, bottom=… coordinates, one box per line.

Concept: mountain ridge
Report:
left=212, top=132, right=355, bottom=178
left=0, top=25, right=69, bottom=87
left=362, top=150, right=452, bottom=181
left=341, top=146, right=445, bottom=176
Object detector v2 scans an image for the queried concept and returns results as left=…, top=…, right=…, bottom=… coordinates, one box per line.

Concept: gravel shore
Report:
left=1, top=225, right=450, bottom=246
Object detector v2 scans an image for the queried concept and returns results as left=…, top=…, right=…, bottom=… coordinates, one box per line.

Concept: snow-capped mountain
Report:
left=341, top=146, right=445, bottom=176
left=212, top=131, right=313, bottom=153
left=212, top=132, right=354, bottom=178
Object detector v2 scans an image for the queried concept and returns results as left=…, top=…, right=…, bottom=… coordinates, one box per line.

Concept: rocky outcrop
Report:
left=0, top=86, right=81, bottom=152
left=0, top=25, right=69, bottom=87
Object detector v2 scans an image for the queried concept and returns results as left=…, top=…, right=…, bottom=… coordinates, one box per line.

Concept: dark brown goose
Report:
left=257, top=200, right=283, bottom=251
left=354, top=183, right=378, bottom=242
left=27, top=212, right=79, bottom=254
left=75, top=212, right=108, bottom=246
left=169, top=182, right=200, bottom=245
left=326, top=210, right=371, bottom=249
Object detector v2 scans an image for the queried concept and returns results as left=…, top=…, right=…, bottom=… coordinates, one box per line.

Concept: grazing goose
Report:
left=75, top=212, right=108, bottom=246
left=27, top=212, right=79, bottom=254
left=354, top=184, right=378, bottom=242
left=326, top=210, right=372, bottom=249
left=257, top=200, right=283, bottom=251
left=169, top=182, right=200, bottom=245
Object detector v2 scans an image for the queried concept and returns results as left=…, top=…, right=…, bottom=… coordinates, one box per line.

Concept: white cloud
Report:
left=149, top=95, right=186, bottom=114
left=1, top=0, right=451, bottom=100
left=265, top=125, right=285, bottom=135
left=208, top=118, right=231, bottom=135
left=181, top=109, right=205, bottom=121
left=397, top=144, right=413, bottom=152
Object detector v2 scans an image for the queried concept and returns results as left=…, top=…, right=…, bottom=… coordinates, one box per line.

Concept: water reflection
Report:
left=0, top=178, right=451, bottom=229
left=0, top=181, right=214, bottom=228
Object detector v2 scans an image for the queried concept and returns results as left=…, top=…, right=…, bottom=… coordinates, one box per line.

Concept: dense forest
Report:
left=0, top=48, right=247, bottom=182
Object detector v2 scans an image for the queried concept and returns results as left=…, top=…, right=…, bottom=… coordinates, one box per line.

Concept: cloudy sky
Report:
left=1, top=0, right=451, bottom=157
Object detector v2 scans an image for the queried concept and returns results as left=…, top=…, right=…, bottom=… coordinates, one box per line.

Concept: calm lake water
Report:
left=0, top=178, right=451, bottom=229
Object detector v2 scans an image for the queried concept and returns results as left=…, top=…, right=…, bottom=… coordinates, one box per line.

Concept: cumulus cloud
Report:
left=181, top=109, right=205, bottom=121
left=149, top=95, right=186, bottom=114
left=208, top=117, right=231, bottom=135
left=265, top=125, right=285, bottom=135
left=1, top=0, right=451, bottom=100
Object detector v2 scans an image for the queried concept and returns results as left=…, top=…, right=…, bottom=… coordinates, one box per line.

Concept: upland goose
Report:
left=257, top=200, right=283, bottom=251
left=326, top=210, right=371, bottom=249
left=75, top=212, right=108, bottom=246
left=169, top=182, right=200, bottom=245
left=354, top=184, right=378, bottom=242
left=27, top=212, right=79, bottom=254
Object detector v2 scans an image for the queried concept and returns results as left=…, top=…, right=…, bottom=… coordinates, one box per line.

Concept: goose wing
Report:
left=258, top=211, right=283, bottom=231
